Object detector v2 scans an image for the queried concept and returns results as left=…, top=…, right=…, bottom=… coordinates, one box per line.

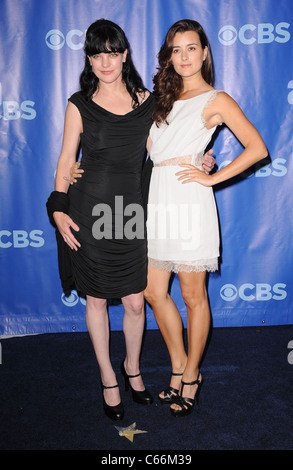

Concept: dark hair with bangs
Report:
left=80, top=19, right=146, bottom=107
left=152, top=19, right=214, bottom=124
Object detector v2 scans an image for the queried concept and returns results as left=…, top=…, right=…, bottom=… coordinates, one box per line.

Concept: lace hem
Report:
left=148, top=257, right=218, bottom=273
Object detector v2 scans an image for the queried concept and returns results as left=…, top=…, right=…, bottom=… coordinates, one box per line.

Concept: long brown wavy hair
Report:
left=152, top=19, right=214, bottom=125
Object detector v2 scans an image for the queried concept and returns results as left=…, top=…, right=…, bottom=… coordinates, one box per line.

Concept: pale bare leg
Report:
left=121, top=292, right=146, bottom=391
left=85, top=295, right=120, bottom=406
left=86, top=290, right=147, bottom=406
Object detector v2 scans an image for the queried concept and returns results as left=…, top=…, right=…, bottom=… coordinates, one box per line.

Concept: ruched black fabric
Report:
left=67, top=91, right=155, bottom=298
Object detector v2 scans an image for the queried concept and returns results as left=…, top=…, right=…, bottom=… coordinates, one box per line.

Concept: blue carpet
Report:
left=1, top=325, right=292, bottom=451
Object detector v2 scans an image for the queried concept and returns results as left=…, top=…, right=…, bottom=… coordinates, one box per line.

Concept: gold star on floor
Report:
left=114, top=422, right=148, bottom=442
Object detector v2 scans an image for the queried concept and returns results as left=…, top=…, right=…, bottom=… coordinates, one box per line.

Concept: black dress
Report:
left=67, top=91, right=155, bottom=299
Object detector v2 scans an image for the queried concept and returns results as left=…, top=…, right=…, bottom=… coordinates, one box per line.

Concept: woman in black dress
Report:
left=48, top=19, right=154, bottom=420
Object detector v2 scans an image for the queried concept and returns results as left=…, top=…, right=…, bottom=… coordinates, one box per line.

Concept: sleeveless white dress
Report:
left=147, top=90, right=221, bottom=273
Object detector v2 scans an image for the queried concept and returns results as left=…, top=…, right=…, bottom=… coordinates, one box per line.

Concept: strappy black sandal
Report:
left=170, top=371, right=202, bottom=417
left=158, top=372, right=183, bottom=404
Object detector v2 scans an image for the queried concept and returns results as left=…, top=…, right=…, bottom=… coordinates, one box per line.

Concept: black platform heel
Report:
left=170, top=371, right=202, bottom=417
left=101, top=382, right=124, bottom=421
left=120, top=361, right=153, bottom=405
left=158, top=372, right=183, bottom=404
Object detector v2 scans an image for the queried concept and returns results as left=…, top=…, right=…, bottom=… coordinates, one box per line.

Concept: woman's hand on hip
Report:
left=176, top=164, right=215, bottom=187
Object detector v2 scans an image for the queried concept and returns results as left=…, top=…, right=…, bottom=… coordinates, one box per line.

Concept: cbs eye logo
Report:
left=220, top=283, right=287, bottom=302
left=61, top=290, right=86, bottom=306
left=218, top=22, right=290, bottom=46
left=220, top=284, right=237, bottom=301
left=45, top=29, right=85, bottom=50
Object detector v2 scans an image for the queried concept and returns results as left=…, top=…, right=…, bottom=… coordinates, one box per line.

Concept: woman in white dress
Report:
left=144, top=19, right=267, bottom=416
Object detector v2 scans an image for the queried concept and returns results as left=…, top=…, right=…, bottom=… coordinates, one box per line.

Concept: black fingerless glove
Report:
left=46, top=191, right=69, bottom=226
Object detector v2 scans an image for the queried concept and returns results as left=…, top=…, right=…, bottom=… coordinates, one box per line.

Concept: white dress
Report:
left=147, top=90, right=221, bottom=273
